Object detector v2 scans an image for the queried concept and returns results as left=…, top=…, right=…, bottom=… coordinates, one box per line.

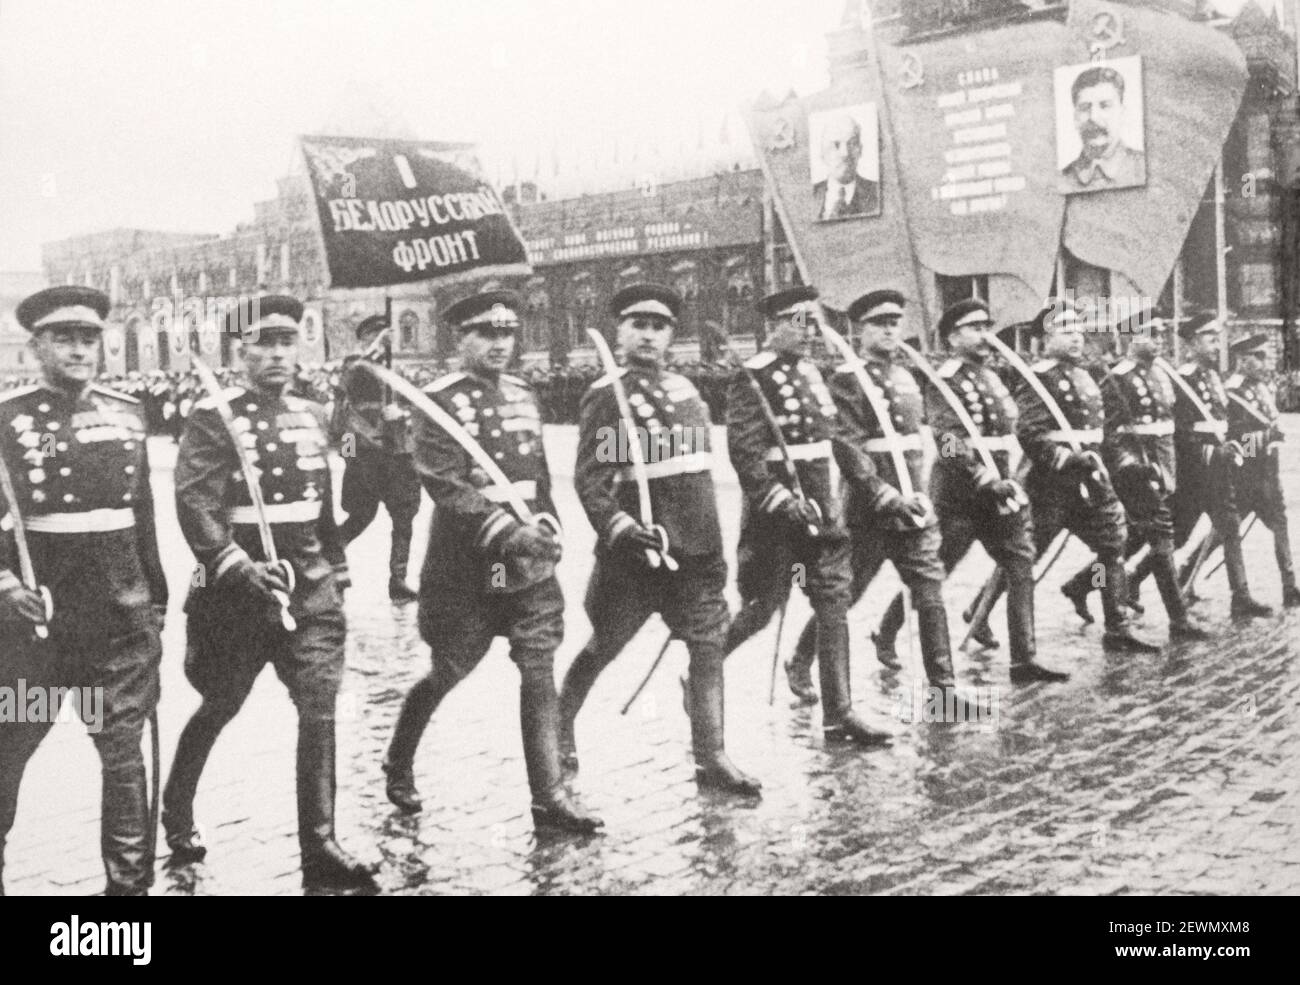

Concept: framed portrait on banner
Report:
left=808, top=103, right=882, bottom=220
left=1055, top=56, right=1146, bottom=194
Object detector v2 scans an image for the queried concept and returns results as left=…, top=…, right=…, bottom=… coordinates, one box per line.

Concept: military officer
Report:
left=558, top=284, right=762, bottom=795
left=380, top=291, right=601, bottom=834
left=162, top=295, right=378, bottom=892
left=783, top=290, right=979, bottom=708
left=1126, top=313, right=1272, bottom=619
left=968, top=302, right=1159, bottom=652
left=724, top=286, right=890, bottom=746
left=1058, top=306, right=1210, bottom=640
left=0, top=286, right=167, bottom=896
left=877, top=299, right=1068, bottom=684
left=1220, top=334, right=1299, bottom=607
left=330, top=315, right=422, bottom=601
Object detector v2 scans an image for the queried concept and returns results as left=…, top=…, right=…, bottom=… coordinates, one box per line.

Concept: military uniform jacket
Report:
left=0, top=383, right=167, bottom=630
left=1014, top=357, right=1105, bottom=478
left=927, top=357, right=1021, bottom=489
left=726, top=350, right=844, bottom=531
left=829, top=353, right=932, bottom=530
left=1225, top=373, right=1283, bottom=475
left=1101, top=358, right=1177, bottom=493
left=1173, top=361, right=1231, bottom=466
left=176, top=386, right=344, bottom=615
left=415, top=369, right=555, bottom=587
left=577, top=364, right=722, bottom=558
left=330, top=355, right=412, bottom=456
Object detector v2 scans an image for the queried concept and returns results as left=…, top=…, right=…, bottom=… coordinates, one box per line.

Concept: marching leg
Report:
left=298, top=715, right=378, bottom=893
left=817, top=616, right=890, bottom=747
left=518, top=658, right=603, bottom=834
left=687, top=644, right=762, bottom=795
left=382, top=660, right=461, bottom=813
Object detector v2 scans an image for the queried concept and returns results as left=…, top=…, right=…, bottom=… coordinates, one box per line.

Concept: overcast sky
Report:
left=0, top=0, right=1285, bottom=271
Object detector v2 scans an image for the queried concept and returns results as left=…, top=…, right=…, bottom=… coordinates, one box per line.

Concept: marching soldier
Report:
left=1058, top=307, right=1210, bottom=640
left=724, top=286, right=890, bottom=746
left=380, top=291, right=601, bottom=833
left=330, top=315, right=422, bottom=601
left=0, top=286, right=167, bottom=896
left=162, top=295, right=379, bottom=892
left=877, top=299, right=1068, bottom=684
left=558, top=284, right=762, bottom=795
left=1220, top=334, right=1299, bottom=607
left=1126, top=314, right=1272, bottom=619
left=784, top=290, right=977, bottom=708
left=971, top=303, right=1159, bottom=653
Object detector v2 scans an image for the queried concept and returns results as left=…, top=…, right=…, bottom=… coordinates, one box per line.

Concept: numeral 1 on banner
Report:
left=393, top=154, right=418, bottom=189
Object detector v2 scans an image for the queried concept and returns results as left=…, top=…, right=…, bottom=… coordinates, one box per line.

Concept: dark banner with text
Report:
left=300, top=135, right=531, bottom=289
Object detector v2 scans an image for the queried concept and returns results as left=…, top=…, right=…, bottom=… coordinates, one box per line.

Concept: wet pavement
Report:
left=6, top=423, right=1300, bottom=895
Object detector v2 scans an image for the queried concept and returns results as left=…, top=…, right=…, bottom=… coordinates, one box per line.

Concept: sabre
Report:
left=584, top=328, right=677, bottom=571
left=983, top=333, right=1101, bottom=504
left=1153, top=357, right=1240, bottom=469
left=719, top=337, right=820, bottom=537
left=769, top=597, right=789, bottom=706
left=620, top=632, right=675, bottom=716
left=354, top=361, right=560, bottom=539
left=0, top=446, right=53, bottom=640
left=896, top=341, right=1025, bottom=515
left=816, top=318, right=929, bottom=527
left=1201, top=512, right=1257, bottom=580
left=191, top=357, right=296, bottom=632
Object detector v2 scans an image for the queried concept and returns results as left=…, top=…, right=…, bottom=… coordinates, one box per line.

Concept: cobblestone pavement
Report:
left=7, top=422, right=1300, bottom=896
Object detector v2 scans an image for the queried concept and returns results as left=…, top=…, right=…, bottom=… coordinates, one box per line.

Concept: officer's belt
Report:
left=1191, top=420, right=1228, bottom=437
left=620, top=451, right=713, bottom=480
left=863, top=433, right=922, bottom=454
left=765, top=440, right=831, bottom=462
left=482, top=479, right=537, bottom=503
left=969, top=434, right=1020, bottom=454
left=1116, top=420, right=1174, bottom=436
left=26, top=508, right=135, bottom=534
left=230, top=501, right=322, bottom=525
left=1042, top=427, right=1102, bottom=445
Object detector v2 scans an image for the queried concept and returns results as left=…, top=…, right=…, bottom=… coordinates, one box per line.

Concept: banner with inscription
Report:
left=876, top=19, right=1075, bottom=314
left=300, top=135, right=531, bottom=289
left=1061, top=0, right=1247, bottom=297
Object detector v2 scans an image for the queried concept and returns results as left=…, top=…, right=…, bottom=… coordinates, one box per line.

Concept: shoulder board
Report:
left=500, top=372, right=530, bottom=388
left=938, top=358, right=961, bottom=379
left=0, top=385, right=41, bottom=405
left=1111, top=359, right=1134, bottom=375
left=1032, top=359, right=1057, bottom=373
left=425, top=372, right=466, bottom=394
left=194, top=386, right=246, bottom=412
left=91, top=384, right=139, bottom=404
left=591, top=368, right=628, bottom=389
left=745, top=351, right=777, bottom=370
left=833, top=359, right=865, bottom=375
left=283, top=394, right=314, bottom=413
left=1224, top=373, right=1244, bottom=390
left=1177, top=362, right=1196, bottom=376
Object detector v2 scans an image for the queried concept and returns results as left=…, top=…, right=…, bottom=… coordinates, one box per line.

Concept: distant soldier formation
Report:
left=1, top=279, right=1296, bottom=895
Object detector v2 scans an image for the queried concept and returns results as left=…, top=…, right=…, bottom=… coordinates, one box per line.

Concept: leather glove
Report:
left=987, top=478, right=1025, bottom=511
left=228, top=559, right=291, bottom=603
left=151, top=603, right=167, bottom=633
left=1215, top=441, right=1245, bottom=468
left=778, top=496, right=822, bottom=532
left=333, top=566, right=352, bottom=592
left=882, top=492, right=931, bottom=525
left=0, top=576, right=46, bottom=626
left=502, top=522, right=562, bottom=562
left=611, top=521, right=666, bottom=557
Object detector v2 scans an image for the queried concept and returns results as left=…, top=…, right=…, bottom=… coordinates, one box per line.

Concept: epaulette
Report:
left=194, top=386, right=245, bottom=412
left=500, top=372, right=531, bottom=388
left=283, top=394, right=312, bottom=413
left=0, top=385, right=40, bottom=405
left=1112, top=359, right=1134, bottom=375
left=591, top=368, right=628, bottom=389
left=425, top=372, right=466, bottom=394
left=1032, top=359, right=1057, bottom=373
left=938, top=358, right=962, bottom=379
left=833, top=359, right=865, bottom=375
left=1178, top=362, right=1196, bottom=376
left=1225, top=373, right=1244, bottom=390
left=91, top=384, right=139, bottom=404
left=745, top=351, right=777, bottom=370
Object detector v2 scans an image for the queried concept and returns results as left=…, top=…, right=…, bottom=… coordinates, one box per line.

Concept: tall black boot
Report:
left=298, top=718, right=378, bottom=893
left=1152, top=546, right=1210, bottom=641
left=102, top=763, right=152, bottom=896
left=1269, top=515, right=1300, bottom=607
left=1221, top=522, right=1273, bottom=618
left=518, top=661, right=603, bottom=834
left=557, top=646, right=609, bottom=775
left=388, top=519, right=418, bottom=601
left=1060, top=564, right=1096, bottom=624
left=724, top=594, right=781, bottom=656
left=687, top=648, right=762, bottom=795
left=963, top=571, right=1005, bottom=649
left=784, top=617, right=820, bottom=704
left=162, top=705, right=232, bottom=864
left=1006, top=563, right=1068, bottom=683
left=915, top=597, right=988, bottom=721
left=382, top=662, right=458, bottom=813
left=817, top=617, right=891, bottom=747
left=1127, top=551, right=1154, bottom=614
left=872, top=592, right=906, bottom=669
left=1100, top=560, right=1160, bottom=653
